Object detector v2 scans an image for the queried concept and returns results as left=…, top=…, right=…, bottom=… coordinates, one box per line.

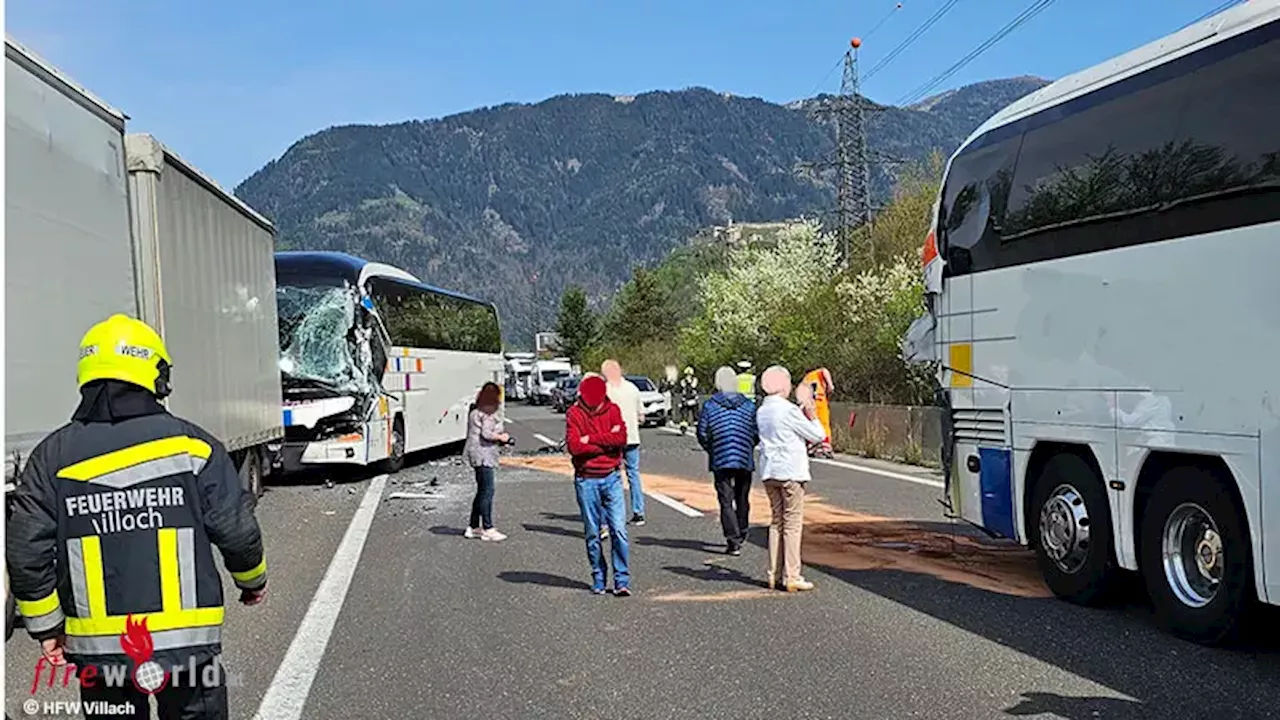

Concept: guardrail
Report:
left=829, top=402, right=942, bottom=467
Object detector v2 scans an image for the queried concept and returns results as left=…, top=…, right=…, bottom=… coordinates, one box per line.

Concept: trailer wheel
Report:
left=239, top=451, right=263, bottom=500
left=1029, top=451, right=1119, bottom=605
left=382, top=417, right=406, bottom=475
left=1139, top=464, right=1252, bottom=645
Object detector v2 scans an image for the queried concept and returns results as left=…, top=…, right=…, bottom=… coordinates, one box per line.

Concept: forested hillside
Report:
left=235, top=77, right=1049, bottom=344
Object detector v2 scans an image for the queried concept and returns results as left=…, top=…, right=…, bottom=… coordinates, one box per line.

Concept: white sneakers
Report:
left=465, top=527, right=507, bottom=542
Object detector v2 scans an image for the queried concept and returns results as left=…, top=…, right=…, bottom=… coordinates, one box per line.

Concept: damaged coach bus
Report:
left=268, top=251, right=504, bottom=473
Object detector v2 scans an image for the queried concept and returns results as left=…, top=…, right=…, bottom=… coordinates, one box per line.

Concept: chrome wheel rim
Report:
left=1039, top=483, right=1091, bottom=574
left=1162, top=502, right=1222, bottom=608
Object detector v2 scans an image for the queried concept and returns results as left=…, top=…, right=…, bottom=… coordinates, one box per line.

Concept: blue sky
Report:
left=8, top=0, right=1225, bottom=189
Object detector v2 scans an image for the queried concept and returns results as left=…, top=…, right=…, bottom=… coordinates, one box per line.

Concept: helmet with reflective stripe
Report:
left=77, top=314, right=173, bottom=397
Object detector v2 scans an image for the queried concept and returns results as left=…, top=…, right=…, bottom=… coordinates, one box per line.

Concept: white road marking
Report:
left=533, top=432, right=559, bottom=446
left=658, top=424, right=944, bottom=489
left=252, top=474, right=388, bottom=720
left=811, top=457, right=945, bottom=489
left=646, top=491, right=704, bottom=517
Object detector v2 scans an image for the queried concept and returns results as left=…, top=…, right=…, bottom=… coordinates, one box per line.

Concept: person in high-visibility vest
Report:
left=735, top=361, right=756, bottom=397
left=801, top=367, right=834, bottom=458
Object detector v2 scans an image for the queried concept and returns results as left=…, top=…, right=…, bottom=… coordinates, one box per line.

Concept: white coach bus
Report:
left=270, top=251, right=504, bottom=473
left=906, top=1, right=1280, bottom=644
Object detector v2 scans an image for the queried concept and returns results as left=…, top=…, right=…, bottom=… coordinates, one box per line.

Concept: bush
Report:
left=589, top=155, right=944, bottom=405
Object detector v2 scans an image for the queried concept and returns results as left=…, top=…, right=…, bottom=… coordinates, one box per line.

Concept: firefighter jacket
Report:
left=6, top=381, right=266, bottom=666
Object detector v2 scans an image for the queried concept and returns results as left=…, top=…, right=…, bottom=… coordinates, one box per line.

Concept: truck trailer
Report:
left=4, top=36, right=283, bottom=497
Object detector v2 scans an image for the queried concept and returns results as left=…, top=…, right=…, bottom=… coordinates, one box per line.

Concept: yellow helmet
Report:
left=77, top=314, right=173, bottom=397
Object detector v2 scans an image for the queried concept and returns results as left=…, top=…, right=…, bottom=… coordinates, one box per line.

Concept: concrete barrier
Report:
left=828, top=402, right=942, bottom=467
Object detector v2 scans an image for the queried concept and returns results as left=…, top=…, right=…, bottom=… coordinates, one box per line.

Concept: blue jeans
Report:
left=623, top=444, right=645, bottom=517
left=470, top=466, right=495, bottom=529
left=574, top=472, right=631, bottom=591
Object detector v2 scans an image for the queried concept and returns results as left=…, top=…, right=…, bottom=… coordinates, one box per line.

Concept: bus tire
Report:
left=1029, top=451, right=1119, bottom=605
left=382, top=417, right=406, bottom=475
left=1139, top=465, right=1252, bottom=645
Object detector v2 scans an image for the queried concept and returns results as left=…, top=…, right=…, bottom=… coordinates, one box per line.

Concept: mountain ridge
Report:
left=235, top=76, right=1051, bottom=345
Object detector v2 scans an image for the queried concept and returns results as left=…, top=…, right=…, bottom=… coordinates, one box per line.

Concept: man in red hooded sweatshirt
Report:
left=565, top=373, right=632, bottom=595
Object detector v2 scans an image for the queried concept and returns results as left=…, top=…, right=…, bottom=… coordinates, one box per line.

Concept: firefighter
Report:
left=735, top=361, right=756, bottom=398
left=6, top=314, right=266, bottom=720
left=677, top=366, right=700, bottom=435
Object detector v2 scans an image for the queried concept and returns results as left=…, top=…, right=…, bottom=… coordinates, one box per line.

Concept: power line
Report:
left=805, top=2, right=905, bottom=98
left=864, top=0, right=963, bottom=83
left=897, top=0, right=1056, bottom=106
left=864, top=2, right=906, bottom=42
left=807, top=54, right=847, bottom=98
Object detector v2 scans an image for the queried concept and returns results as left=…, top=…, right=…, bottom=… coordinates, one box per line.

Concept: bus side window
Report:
left=940, top=135, right=1019, bottom=276
left=1000, top=50, right=1186, bottom=264
left=365, top=307, right=389, bottom=383
left=1169, top=34, right=1280, bottom=212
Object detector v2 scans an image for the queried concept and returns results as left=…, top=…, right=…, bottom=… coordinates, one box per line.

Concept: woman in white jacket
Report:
left=756, top=366, right=828, bottom=591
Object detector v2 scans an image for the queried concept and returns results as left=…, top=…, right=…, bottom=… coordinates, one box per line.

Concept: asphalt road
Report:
left=7, top=402, right=1280, bottom=719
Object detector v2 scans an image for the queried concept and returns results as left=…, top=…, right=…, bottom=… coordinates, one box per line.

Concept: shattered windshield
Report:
left=276, top=283, right=379, bottom=395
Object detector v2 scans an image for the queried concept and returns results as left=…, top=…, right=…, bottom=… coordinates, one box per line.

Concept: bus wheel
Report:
left=1030, top=451, right=1118, bottom=605
left=1139, top=465, right=1252, bottom=645
left=382, top=417, right=406, bottom=475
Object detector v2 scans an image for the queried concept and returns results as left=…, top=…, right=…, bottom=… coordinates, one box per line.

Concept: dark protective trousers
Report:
left=80, top=657, right=228, bottom=720
left=714, top=469, right=753, bottom=547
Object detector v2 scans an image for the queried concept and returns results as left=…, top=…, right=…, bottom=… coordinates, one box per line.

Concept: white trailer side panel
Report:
left=125, top=134, right=283, bottom=452
left=4, top=38, right=137, bottom=474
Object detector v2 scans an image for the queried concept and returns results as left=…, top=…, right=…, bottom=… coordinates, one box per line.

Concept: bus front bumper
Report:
left=269, top=436, right=373, bottom=472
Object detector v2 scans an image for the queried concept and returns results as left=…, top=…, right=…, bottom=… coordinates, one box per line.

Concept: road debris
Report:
left=388, top=492, right=437, bottom=500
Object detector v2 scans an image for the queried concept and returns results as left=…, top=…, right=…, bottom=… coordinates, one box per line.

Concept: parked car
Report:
left=529, top=359, right=572, bottom=405
left=626, top=375, right=669, bottom=427
left=551, top=376, right=580, bottom=413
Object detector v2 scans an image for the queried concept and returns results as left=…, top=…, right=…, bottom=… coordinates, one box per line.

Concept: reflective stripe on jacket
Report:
left=736, top=373, right=756, bottom=396
left=6, top=408, right=266, bottom=665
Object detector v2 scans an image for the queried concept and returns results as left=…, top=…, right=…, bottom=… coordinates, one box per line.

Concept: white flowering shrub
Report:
left=678, top=157, right=941, bottom=404
left=682, top=220, right=840, bottom=368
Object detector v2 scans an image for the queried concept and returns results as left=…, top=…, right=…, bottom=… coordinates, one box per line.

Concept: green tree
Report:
left=603, top=267, right=674, bottom=347
left=556, top=286, right=598, bottom=365
left=864, top=151, right=945, bottom=267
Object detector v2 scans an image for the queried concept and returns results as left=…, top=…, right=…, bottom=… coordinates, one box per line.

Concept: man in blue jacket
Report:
left=696, top=366, right=760, bottom=556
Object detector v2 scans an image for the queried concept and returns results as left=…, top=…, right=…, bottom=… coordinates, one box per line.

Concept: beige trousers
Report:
left=764, top=479, right=806, bottom=584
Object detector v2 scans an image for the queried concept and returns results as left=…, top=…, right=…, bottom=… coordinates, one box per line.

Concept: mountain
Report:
left=234, top=77, right=1050, bottom=346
